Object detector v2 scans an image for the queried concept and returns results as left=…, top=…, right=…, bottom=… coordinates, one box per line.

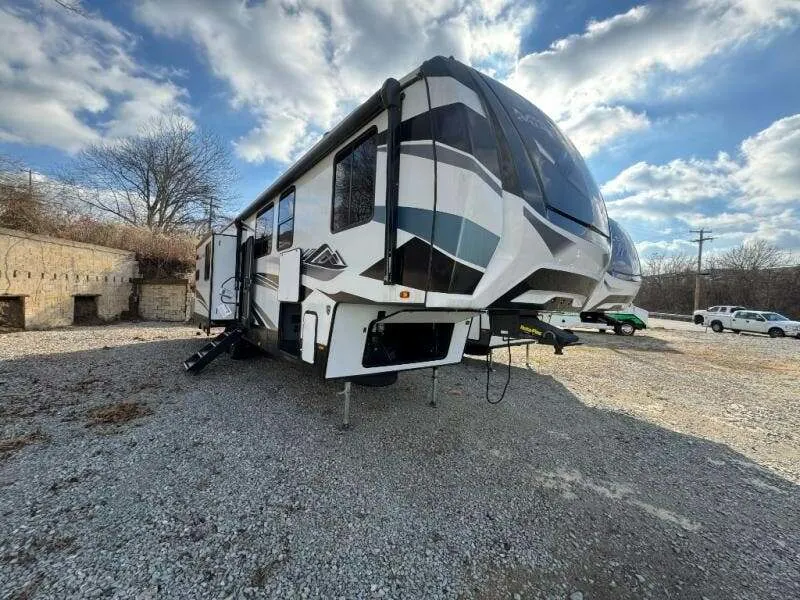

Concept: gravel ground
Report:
left=0, top=322, right=798, bottom=599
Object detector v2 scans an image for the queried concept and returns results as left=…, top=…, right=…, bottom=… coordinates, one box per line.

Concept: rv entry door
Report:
left=238, top=237, right=255, bottom=324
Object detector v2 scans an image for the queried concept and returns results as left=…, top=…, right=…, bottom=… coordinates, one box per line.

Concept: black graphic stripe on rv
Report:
left=361, top=236, right=483, bottom=295
left=522, top=207, right=573, bottom=256
left=373, top=206, right=498, bottom=268
left=376, top=102, right=500, bottom=180
left=399, top=143, right=501, bottom=196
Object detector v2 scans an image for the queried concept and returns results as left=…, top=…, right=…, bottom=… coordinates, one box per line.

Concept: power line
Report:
left=690, top=228, right=715, bottom=311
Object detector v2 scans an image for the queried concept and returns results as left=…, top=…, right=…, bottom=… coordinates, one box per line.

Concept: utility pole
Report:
left=690, top=228, right=714, bottom=311
left=27, top=169, right=32, bottom=195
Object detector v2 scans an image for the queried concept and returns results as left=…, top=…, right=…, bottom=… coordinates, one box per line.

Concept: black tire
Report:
left=693, top=315, right=704, bottom=325
left=614, top=322, right=636, bottom=336
left=732, top=329, right=740, bottom=334
left=768, top=327, right=785, bottom=338
left=710, top=321, right=724, bottom=333
left=598, top=328, right=607, bottom=334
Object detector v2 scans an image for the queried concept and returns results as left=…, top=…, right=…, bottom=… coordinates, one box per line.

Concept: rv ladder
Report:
left=183, top=327, right=244, bottom=374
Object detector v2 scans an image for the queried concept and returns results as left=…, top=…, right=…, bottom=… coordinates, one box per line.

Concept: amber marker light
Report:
left=399, top=290, right=410, bottom=299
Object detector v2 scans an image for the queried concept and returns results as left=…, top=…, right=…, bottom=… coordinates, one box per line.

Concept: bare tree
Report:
left=713, top=239, right=788, bottom=271
left=0, top=155, right=43, bottom=233
left=70, top=115, right=234, bottom=233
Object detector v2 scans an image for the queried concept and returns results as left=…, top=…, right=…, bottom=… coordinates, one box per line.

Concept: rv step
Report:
left=183, top=327, right=244, bottom=374
left=489, top=311, right=580, bottom=354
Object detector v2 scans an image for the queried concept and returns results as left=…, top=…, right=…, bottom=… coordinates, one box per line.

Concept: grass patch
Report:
left=0, top=429, right=48, bottom=460
left=86, top=401, right=152, bottom=426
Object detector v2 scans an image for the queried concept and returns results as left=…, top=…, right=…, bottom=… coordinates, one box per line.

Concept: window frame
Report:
left=276, top=187, right=296, bottom=251
left=203, top=242, right=211, bottom=281
left=330, top=125, right=379, bottom=234
left=255, top=202, right=275, bottom=258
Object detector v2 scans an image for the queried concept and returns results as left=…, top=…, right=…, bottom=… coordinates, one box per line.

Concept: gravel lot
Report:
left=1, top=322, right=798, bottom=599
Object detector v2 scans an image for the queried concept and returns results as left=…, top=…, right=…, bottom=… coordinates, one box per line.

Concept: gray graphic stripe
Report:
left=252, top=303, right=276, bottom=329
left=400, top=143, right=501, bottom=196
left=303, top=264, right=345, bottom=281
left=195, top=291, right=208, bottom=310
left=374, top=206, right=497, bottom=268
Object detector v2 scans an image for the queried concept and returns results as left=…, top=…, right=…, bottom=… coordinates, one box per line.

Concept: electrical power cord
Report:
left=485, top=337, right=512, bottom=405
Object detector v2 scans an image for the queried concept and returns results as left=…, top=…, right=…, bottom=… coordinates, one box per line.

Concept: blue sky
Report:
left=1, top=0, right=799, bottom=259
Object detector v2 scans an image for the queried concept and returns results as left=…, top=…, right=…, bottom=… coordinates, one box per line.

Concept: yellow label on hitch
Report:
left=520, top=324, right=542, bottom=337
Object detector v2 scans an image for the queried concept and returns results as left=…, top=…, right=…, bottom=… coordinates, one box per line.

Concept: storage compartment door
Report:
left=278, top=248, right=302, bottom=302
left=301, top=312, right=317, bottom=364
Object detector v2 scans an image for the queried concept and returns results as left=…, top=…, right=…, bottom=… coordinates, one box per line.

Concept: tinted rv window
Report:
left=277, top=188, right=295, bottom=250
left=482, top=77, right=609, bottom=237
left=332, top=128, right=377, bottom=233
left=203, top=243, right=211, bottom=280
left=255, top=204, right=274, bottom=258
left=608, top=219, right=642, bottom=280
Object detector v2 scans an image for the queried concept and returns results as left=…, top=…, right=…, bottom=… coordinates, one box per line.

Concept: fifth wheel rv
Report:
left=466, top=218, right=643, bottom=351
left=185, top=56, right=613, bottom=423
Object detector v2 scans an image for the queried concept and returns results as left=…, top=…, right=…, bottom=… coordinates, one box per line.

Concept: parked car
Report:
left=726, top=310, right=800, bottom=338
left=693, top=305, right=746, bottom=326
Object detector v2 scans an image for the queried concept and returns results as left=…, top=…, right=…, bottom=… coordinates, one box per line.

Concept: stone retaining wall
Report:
left=0, top=227, right=137, bottom=329
left=136, top=280, right=193, bottom=322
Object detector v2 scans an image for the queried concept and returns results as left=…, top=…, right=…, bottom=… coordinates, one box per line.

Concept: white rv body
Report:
left=191, top=56, right=613, bottom=380
left=193, top=226, right=238, bottom=328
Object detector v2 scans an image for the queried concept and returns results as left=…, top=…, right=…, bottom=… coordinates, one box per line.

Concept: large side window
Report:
left=277, top=189, right=295, bottom=251
left=203, top=242, right=211, bottom=280
left=255, top=204, right=274, bottom=258
left=331, top=128, right=377, bottom=233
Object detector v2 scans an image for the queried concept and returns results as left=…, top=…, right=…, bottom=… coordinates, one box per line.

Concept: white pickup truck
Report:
left=726, top=310, right=800, bottom=338
left=693, top=305, right=746, bottom=326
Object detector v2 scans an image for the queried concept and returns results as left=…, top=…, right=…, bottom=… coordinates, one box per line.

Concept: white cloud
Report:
left=134, top=0, right=535, bottom=163
left=0, top=2, right=189, bottom=152
left=603, top=113, right=800, bottom=252
left=507, top=0, right=800, bottom=156
left=560, top=105, right=649, bottom=157
left=737, top=114, right=800, bottom=205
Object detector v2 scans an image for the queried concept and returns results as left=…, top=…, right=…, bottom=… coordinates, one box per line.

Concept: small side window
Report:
left=277, top=188, right=295, bottom=251
left=255, top=204, right=274, bottom=258
left=203, top=243, right=211, bottom=280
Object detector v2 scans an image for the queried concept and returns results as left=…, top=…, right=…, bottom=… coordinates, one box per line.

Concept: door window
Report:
left=277, top=189, right=295, bottom=251
left=255, top=204, right=274, bottom=258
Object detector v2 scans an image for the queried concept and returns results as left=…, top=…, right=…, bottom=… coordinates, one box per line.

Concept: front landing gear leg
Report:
left=339, top=381, right=352, bottom=429
left=429, top=367, right=438, bottom=407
